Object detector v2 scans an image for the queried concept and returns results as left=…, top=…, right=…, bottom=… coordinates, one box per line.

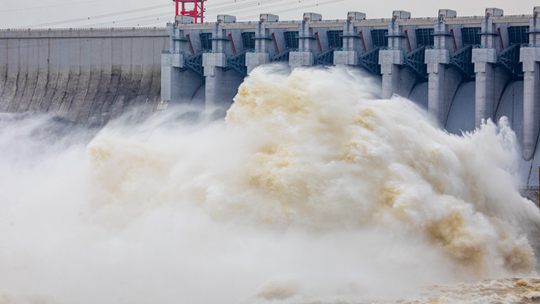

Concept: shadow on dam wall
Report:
left=0, top=28, right=168, bottom=125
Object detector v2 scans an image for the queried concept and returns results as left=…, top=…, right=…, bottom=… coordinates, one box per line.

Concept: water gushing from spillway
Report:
left=1, top=66, right=539, bottom=304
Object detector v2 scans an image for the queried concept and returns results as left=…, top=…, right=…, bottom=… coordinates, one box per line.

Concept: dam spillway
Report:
left=0, top=28, right=167, bottom=125
left=160, top=7, right=540, bottom=189
left=0, top=7, right=539, bottom=190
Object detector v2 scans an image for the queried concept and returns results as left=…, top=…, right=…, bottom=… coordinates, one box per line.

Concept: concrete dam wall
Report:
left=0, top=28, right=167, bottom=124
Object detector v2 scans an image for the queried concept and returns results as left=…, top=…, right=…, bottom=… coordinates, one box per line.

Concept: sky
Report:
left=0, top=0, right=537, bottom=28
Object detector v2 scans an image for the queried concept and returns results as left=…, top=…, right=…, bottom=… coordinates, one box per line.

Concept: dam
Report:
left=0, top=6, right=539, bottom=191
left=3, top=3, right=540, bottom=301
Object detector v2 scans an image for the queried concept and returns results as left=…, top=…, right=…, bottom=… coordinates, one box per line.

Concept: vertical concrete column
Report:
left=379, top=10, right=411, bottom=98
left=246, top=14, right=279, bottom=73
left=203, top=15, right=244, bottom=109
left=472, top=8, right=504, bottom=126
left=334, top=12, right=367, bottom=65
left=161, top=16, right=196, bottom=103
left=425, top=9, right=459, bottom=124
left=161, top=22, right=178, bottom=103
left=289, top=13, right=322, bottom=68
left=520, top=7, right=540, bottom=160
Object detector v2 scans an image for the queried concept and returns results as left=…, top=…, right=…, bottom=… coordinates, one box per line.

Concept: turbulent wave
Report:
left=0, top=66, right=539, bottom=303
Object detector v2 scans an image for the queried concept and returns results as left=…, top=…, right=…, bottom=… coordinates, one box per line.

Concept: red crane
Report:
left=174, top=0, right=206, bottom=23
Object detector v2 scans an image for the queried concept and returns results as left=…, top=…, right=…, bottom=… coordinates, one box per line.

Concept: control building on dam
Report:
left=162, top=7, right=540, bottom=190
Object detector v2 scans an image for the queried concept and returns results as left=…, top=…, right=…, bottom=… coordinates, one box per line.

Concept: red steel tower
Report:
left=174, top=0, right=206, bottom=23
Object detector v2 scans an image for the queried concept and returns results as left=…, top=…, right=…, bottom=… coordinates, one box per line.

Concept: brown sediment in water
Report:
left=426, top=212, right=485, bottom=269
left=256, top=280, right=299, bottom=301
left=502, top=245, right=535, bottom=273
left=404, top=278, right=540, bottom=304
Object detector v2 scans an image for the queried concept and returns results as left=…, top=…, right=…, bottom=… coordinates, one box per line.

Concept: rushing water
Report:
left=1, top=66, right=539, bottom=304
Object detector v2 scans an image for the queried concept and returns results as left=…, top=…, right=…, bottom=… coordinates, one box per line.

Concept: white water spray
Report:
left=0, top=66, right=539, bottom=304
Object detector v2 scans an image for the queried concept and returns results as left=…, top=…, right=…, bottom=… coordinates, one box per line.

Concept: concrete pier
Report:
left=289, top=13, right=322, bottom=68
left=203, top=15, right=246, bottom=108
left=472, top=8, right=510, bottom=127
left=245, top=14, right=279, bottom=73
left=379, top=11, right=418, bottom=99
left=161, top=16, right=204, bottom=106
left=425, top=10, right=462, bottom=125
left=520, top=7, right=540, bottom=160
left=334, top=12, right=367, bottom=66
